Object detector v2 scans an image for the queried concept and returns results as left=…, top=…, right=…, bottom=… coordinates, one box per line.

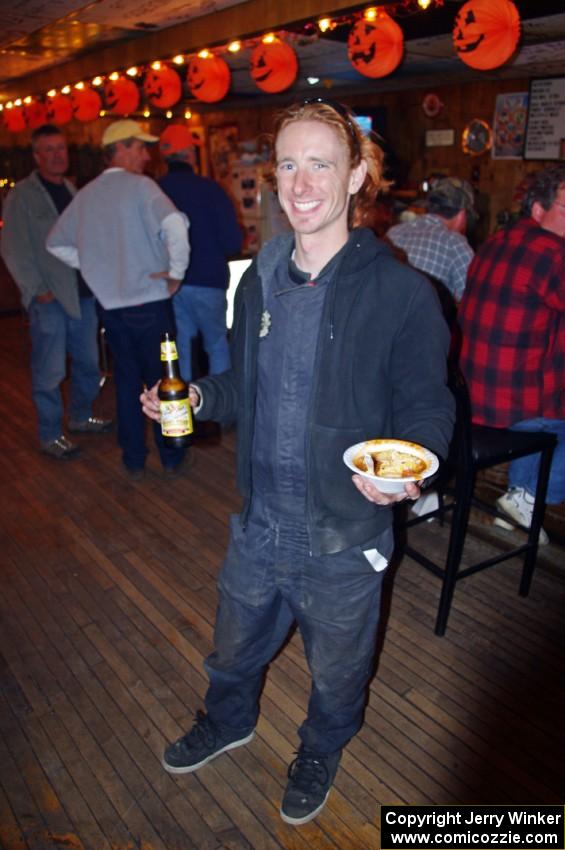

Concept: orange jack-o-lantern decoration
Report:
left=143, top=66, right=182, bottom=109
left=250, top=40, right=298, bottom=94
left=187, top=55, right=231, bottom=103
left=46, top=93, right=73, bottom=125
left=104, top=76, right=140, bottom=115
left=348, top=13, right=404, bottom=79
left=453, top=0, right=520, bottom=70
left=3, top=106, right=27, bottom=133
left=24, top=100, right=48, bottom=129
left=71, top=87, right=102, bottom=122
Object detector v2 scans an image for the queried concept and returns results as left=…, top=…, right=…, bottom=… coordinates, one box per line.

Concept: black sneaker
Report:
left=280, top=746, right=342, bottom=826
left=162, top=711, right=254, bottom=774
left=40, top=435, right=81, bottom=459
left=68, top=416, right=113, bottom=433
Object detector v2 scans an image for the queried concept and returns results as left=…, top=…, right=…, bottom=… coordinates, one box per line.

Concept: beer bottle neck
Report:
left=161, top=358, right=181, bottom=379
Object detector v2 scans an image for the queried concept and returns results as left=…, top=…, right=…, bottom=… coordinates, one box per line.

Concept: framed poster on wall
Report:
left=492, top=92, right=528, bottom=159
left=524, top=76, right=565, bottom=160
left=208, top=123, right=239, bottom=182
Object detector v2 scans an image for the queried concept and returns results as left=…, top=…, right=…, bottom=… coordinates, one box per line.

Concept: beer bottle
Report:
left=158, top=333, right=193, bottom=448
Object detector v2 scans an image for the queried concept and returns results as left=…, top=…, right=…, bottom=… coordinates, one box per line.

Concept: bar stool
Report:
left=402, top=368, right=557, bottom=636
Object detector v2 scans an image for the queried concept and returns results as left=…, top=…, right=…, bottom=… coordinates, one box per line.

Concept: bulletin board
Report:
left=523, top=76, right=565, bottom=161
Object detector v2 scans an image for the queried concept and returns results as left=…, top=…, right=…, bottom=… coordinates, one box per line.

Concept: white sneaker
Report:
left=494, top=487, right=549, bottom=546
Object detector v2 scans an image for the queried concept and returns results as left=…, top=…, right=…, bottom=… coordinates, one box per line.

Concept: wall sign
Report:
left=524, top=76, right=565, bottom=161
left=425, top=129, right=454, bottom=147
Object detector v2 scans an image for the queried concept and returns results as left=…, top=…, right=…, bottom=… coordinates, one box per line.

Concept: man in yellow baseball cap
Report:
left=101, top=119, right=158, bottom=147
left=47, top=117, right=190, bottom=480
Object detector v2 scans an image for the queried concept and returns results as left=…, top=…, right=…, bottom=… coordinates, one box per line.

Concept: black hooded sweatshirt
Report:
left=197, top=227, right=455, bottom=556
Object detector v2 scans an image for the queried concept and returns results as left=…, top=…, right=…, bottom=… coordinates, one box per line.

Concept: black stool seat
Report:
left=402, top=368, right=557, bottom=635
left=471, top=424, right=557, bottom=469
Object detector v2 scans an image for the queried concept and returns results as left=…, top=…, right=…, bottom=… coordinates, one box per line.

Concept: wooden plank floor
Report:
left=0, top=314, right=563, bottom=850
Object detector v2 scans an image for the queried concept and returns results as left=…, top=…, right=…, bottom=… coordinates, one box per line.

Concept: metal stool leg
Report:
left=519, top=443, right=555, bottom=597
left=435, top=468, right=475, bottom=636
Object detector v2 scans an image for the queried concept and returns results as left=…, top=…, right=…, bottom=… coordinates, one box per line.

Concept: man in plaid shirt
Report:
left=387, top=176, right=475, bottom=304
left=459, top=165, right=565, bottom=543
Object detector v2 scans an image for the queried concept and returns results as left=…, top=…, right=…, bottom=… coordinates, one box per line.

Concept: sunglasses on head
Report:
left=301, top=97, right=360, bottom=153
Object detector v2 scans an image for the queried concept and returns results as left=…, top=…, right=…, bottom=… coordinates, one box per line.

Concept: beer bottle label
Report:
left=161, top=340, right=179, bottom=361
left=160, top=398, right=193, bottom=436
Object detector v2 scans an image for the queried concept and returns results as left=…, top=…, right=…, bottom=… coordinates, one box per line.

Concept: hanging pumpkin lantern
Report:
left=3, top=106, right=26, bottom=133
left=71, top=87, right=102, bottom=122
left=46, top=93, right=73, bottom=125
left=143, top=66, right=182, bottom=109
left=187, top=55, right=230, bottom=103
left=347, top=13, right=404, bottom=79
left=453, top=0, right=520, bottom=71
left=104, top=76, right=140, bottom=115
left=250, top=39, right=298, bottom=94
left=24, top=100, right=48, bottom=129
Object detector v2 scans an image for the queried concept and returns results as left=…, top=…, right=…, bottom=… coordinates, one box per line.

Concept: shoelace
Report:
left=184, top=710, right=216, bottom=749
left=287, top=750, right=329, bottom=791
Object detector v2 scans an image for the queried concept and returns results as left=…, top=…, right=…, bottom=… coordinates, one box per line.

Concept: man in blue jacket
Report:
left=159, top=125, right=242, bottom=381
left=142, top=100, right=454, bottom=826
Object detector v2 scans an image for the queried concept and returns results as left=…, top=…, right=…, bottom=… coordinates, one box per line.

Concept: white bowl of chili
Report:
left=343, top=438, right=439, bottom=494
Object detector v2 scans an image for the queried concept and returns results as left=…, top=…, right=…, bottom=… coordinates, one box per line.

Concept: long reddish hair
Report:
left=270, top=98, right=390, bottom=228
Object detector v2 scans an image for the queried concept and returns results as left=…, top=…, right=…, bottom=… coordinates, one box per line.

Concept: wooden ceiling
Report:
left=1, top=0, right=565, bottom=107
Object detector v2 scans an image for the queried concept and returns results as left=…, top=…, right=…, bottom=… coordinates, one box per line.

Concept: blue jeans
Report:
left=100, top=299, right=184, bottom=471
left=204, top=502, right=393, bottom=754
left=509, top=418, right=565, bottom=504
left=28, top=296, right=100, bottom=443
left=172, top=285, right=230, bottom=381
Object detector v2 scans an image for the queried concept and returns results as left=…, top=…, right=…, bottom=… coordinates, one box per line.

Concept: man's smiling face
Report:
left=275, top=119, right=364, bottom=244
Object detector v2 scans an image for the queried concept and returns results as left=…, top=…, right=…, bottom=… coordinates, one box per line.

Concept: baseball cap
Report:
left=427, top=177, right=476, bottom=217
left=101, top=119, right=158, bottom=147
left=159, top=124, right=201, bottom=156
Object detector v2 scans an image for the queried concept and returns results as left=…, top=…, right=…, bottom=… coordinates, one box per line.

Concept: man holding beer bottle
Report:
left=47, top=119, right=190, bottom=480
left=141, top=100, right=454, bottom=824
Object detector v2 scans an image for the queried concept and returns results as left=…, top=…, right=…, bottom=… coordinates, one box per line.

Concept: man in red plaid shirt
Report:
left=459, top=165, right=565, bottom=543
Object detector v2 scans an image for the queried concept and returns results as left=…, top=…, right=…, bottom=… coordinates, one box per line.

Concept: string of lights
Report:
left=1, top=0, right=521, bottom=129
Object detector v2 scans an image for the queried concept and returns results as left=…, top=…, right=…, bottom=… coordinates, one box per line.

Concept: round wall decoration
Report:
left=462, top=118, right=493, bottom=155
left=422, top=93, right=444, bottom=118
